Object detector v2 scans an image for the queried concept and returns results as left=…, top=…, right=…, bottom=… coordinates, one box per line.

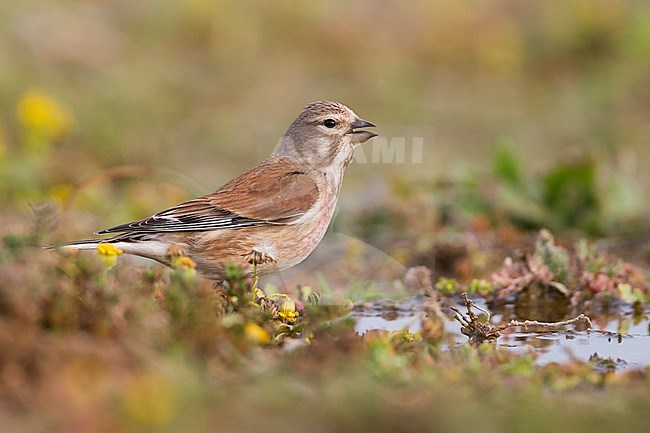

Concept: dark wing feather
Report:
left=95, top=199, right=268, bottom=234
left=96, top=156, right=319, bottom=234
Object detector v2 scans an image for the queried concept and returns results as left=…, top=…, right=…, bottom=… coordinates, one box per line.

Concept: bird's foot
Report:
left=242, top=248, right=276, bottom=266
left=242, top=247, right=276, bottom=292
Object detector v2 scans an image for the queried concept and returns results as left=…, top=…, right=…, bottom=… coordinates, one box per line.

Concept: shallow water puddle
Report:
left=352, top=298, right=650, bottom=370
left=502, top=320, right=650, bottom=371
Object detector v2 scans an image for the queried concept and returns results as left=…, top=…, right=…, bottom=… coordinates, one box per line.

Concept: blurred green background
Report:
left=1, top=0, right=649, bottom=239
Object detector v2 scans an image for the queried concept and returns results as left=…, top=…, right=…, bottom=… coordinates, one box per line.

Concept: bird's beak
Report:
left=347, top=117, right=377, bottom=143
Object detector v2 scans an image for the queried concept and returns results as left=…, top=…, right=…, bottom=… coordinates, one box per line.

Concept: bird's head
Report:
left=276, top=101, right=377, bottom=170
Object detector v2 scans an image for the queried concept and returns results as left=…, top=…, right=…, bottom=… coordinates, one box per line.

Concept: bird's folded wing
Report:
left=95, top=156, right=319, bottom=234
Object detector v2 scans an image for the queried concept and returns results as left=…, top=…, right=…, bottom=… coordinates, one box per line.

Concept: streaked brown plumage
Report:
left=61, top=101, right=376, bottom=281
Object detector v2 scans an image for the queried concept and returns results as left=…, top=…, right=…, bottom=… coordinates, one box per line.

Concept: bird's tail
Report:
left=52, top=238, right=108, bottom=251
left=48, top=234, right=171, bottom=263
left=47, top=232, right=140, bottom=251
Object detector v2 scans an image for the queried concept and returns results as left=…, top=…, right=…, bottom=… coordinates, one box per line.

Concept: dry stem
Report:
left=452, top=293, right=592, bottom=344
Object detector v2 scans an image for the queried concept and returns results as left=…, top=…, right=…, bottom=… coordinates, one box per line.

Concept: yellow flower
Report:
left=96, top=243, right=123, bottom=268
left=96, top=243, right=123, bottom=256
left=169, top=254, right=196, bottom=280
left=278, top=309, right=300, bottom=324
left=165, top=245, right=184, bottom=258
left=16, top=88, right=73, bottom=150
left=244, top=322, right=270, bottom=344
left=174, top=256, right=196, bottom=270
left=269, top=293, right=300, bottom=324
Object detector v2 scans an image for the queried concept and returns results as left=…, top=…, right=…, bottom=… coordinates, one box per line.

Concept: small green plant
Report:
left=468, top=279, right=494, bottom=295
left=435, top=277, right=457, bottom=294
left=461, top=145, right=645, bottom=236
left=490, top=229, right=649, bottom=312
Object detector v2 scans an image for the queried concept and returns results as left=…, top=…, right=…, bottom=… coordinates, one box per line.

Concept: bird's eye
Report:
left=323, top=119, right=337, bottom=128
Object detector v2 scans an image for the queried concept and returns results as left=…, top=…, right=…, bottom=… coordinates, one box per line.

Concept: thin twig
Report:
left=498, top=314, right=592, bottom=331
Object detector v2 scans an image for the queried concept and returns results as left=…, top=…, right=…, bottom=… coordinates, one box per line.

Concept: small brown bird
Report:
left=61, top=101, right=376, bottom=281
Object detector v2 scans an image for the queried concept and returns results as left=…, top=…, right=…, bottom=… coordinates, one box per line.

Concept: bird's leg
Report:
left=252, top=261, right=259, bottom=291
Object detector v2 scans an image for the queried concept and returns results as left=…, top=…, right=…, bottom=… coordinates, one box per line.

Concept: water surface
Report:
left=352, top=297, right=650, bottom=371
